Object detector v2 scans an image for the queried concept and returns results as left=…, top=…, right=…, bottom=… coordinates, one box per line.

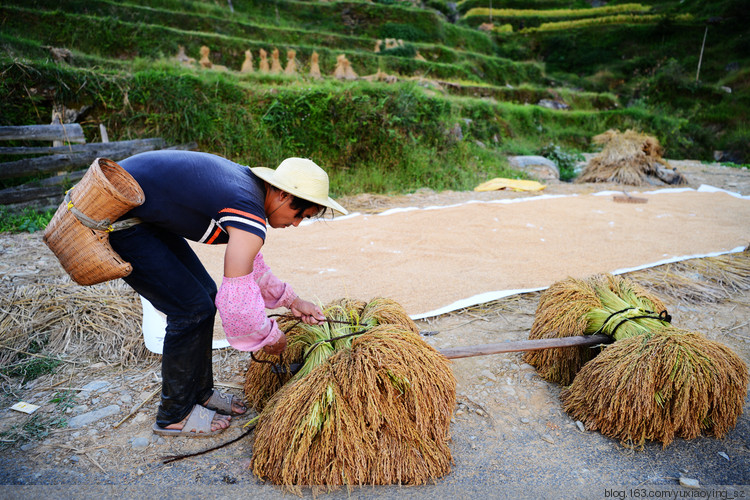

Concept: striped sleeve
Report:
left=218, top=207, right=267, bottom=240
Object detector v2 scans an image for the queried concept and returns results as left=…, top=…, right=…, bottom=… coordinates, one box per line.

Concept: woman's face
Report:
left=267, top=194, right=320, bottom=229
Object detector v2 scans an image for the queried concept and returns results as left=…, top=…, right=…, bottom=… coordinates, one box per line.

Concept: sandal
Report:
left=204, top=389, right=247, bottom=416
left=152, top=405, right=227, bottom=438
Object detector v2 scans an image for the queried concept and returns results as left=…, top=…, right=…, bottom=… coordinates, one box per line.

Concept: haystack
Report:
left=240, top=49, right=253, bottom=73
left=246, top=297, right=455, bottom=492
left=270, top=48, right=282, bottom=74
left=284, top=49, right=297, bottom=75
left=333, top=54, right=358, bottom=80
left=258, top=48, right=269, bottom=73
left=309, top=51, right=322, bottom=79
left=577, top=129, right=687, bottom=186
left=561, top=327, right=748, bottom=447
left=523, top=274, right=669, bottom=385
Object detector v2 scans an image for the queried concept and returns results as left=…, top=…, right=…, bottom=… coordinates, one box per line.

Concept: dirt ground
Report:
left=1, top=160, right=749, bottom=497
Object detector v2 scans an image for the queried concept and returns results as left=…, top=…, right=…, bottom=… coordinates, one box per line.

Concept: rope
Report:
left=590, top=306, right=672, bottom=338
left=64, top=189, right=141, bottom=232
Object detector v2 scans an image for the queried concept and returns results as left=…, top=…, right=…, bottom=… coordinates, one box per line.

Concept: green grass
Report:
left=0, top=207, right=54, bottom=233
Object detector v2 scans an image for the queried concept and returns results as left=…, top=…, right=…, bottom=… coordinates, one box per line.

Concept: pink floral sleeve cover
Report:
left=215, top=253, right=298, bottom=351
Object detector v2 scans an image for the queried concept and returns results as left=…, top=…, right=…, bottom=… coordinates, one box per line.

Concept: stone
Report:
left=679, top=477, right=700, bottom=489
left=68, top=405, right=120, bottom=428
left=508, top=155, right=560, bottom=180
left=537, top=99, right=569, bottom=110
left=576, top=421, right=586, bottom=432
left=130, top=437, right=150, bottom=450
left=81, top=380, right=110, bottom=393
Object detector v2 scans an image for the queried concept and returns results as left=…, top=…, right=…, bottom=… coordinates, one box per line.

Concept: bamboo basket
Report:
left=43, top=158, right=145, bottom=286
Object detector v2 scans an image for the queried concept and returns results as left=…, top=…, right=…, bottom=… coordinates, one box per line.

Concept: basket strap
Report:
left=65, top=190, right=142, bottom=232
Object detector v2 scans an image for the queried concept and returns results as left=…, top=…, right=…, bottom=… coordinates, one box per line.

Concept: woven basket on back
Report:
left=43, top=158, right=145, bottom=286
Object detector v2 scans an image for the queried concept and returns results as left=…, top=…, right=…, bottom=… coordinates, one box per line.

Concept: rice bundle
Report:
left=246, top=298, right=455, bottom=492
left=560, top=327, right=749, bottom=447
left=523, top=274, right=668, bottom=385
left=576, top=129, right=687, bottom=185
left=244, top=297, right=417, bottom=411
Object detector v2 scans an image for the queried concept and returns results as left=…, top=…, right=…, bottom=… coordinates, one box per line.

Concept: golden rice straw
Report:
left=251, top=324, right=455, bottom=492
left=560, top=327, right=748, bottom=447
left=523, top=274, right=667, bottom=385
left=0, top=279, right=154, bottom=367
left=576, top=129, right=686, bottom=186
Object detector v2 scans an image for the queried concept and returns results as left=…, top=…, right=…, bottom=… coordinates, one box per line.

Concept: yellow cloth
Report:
left=474, top=178, right=546, bottom=192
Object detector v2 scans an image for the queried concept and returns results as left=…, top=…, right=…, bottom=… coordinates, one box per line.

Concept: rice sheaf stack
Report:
left=245, top=297, right=456, bottom=492
left=525, top=273, right=748, bottom=447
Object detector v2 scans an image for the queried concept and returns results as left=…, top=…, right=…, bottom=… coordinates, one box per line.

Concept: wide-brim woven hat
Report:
left=251, top=158, right=348, bottom=215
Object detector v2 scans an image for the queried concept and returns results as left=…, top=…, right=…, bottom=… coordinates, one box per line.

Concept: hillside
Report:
left=1, top=0, right=748, bottom=201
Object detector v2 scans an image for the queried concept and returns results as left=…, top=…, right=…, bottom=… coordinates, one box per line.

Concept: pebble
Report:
left=130, top=437, right=150, bottom=449
left=68, top=404, right=121, bottom=428
left=480, top=370, right=497, bottom=382
left=69, top=455, right=79, bottom=463
left=576, top=421, right=586, bottom=432
left=718, top=452, right=729, bottom=461
left=679, top=477, right=700, bottom=489
left=520, top=418, right=530, bottom=424
left=541, top=434, right=555, bottom=444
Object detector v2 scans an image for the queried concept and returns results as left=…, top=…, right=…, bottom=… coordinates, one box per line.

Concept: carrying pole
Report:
left=438, top=334, right=612, bottom=360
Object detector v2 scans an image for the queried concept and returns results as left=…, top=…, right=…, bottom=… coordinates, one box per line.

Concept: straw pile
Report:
left=0, top=279, right=154, bottom=368
left=628, top=247, right=750, bottom=304
left=523, top=274, right=668, bottom=385
left=245, top=297, right=455, bottom=492
left=577, top=129, right=687, bottom=185
left=561, top=327, right=748, bottom=447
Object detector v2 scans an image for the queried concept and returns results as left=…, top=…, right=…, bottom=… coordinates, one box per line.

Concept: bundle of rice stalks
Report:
left=244, top=297, right=419, bottom=411
left=523, top=273, right=668, bottom=384
left=560, top=327, right=748, bottom=447
left=250, top=324, right=455, bottom=492
left=577, top=129, right=687, bottom=186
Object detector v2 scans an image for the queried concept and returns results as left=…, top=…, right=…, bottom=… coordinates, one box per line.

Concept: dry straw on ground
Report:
left=246, top=297, right=456, bottom=492
left=561, top=327, right=749, bottom=447
left=577, top=129, right=687, bottom=185
left=0, top=279, right=154, bottom=368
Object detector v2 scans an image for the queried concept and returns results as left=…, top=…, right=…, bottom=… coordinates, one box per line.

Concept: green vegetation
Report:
left=0, top=0, right=748, bottom=227
left=0, top=391, right=74, bottom=448
left=0, top=208, right=54, bottom=233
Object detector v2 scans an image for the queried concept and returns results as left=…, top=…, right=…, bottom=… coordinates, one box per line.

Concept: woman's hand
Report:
left=263, top=333, right=287, bottom=355
left=289, top=297, right=326, bottom=325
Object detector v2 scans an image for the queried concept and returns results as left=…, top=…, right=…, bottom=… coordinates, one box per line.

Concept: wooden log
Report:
left=0, top=138, right=164, bottom=156
left=438, top=334, right=612, bottom=360
left=0, top=138, right=167, bottom=180
left=0, top=142, right=198, bottom=205
left=0, top=184, right=68, bottom=205
left=0, top=124, right=86, bottom=143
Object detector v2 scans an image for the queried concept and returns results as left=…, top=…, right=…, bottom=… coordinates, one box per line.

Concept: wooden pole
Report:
left=438, top=333, right=612, bottom=360
left=696, top=25, right=708, bottom=83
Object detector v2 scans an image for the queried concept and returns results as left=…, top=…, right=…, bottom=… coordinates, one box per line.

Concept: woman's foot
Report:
left=164, top=409, right=231, bottom=432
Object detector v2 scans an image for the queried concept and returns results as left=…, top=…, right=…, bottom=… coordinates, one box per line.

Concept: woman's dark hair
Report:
left=268, top=184, right=328, bottom=219
left=289, top=194, right=328, bottom=219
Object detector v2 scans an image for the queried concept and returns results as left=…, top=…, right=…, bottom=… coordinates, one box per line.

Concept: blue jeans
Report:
left=109, top=223, right=217, bottom=427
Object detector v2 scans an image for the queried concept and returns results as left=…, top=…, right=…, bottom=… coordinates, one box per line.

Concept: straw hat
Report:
left=251, top=158, right=348, bottom=215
